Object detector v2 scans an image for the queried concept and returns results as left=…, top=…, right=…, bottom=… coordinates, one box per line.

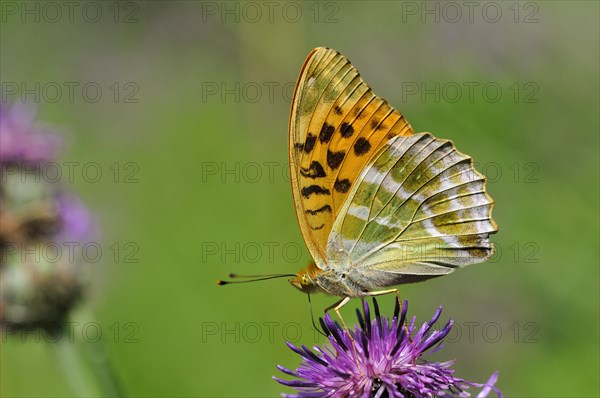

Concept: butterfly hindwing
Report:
left=327, top=132, right=498, bottom=283
left=289, top=47, right=414, bottom=264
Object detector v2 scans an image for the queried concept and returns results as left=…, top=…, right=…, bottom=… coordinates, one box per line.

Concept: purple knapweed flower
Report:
left=275, top=298, right=501, bottom=398
left=1, top=101, right=95, bottom=330
left=0, top=102, right=62, bottom=164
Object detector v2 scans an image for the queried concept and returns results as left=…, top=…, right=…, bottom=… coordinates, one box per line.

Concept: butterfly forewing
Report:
left=289, top=47, right=414, bottom=264
left=328, top=132, right=498, bottom=283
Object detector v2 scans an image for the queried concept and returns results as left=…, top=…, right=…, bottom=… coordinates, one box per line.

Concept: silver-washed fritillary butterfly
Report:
left=218, top=47, right=498, bottom=315
left=287, top=47, right=498, bottom=310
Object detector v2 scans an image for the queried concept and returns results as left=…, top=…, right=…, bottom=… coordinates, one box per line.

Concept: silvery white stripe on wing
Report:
left=419, top=218, right=472, bottom=251
left=363, top=167, right=416, bottom=209
left=422, top=180, right=487, bottom=208
left=371, top=134, right=451, bottom=221
left=344, top=135, right=419, bottom=254
left=425, top=191, right=492, bottom=213
left=413, top=168, right=479, bottom=205
left=347, top=204, right=370, bottom=221
left=344, top=134, right=435, bottom=258
left=352, top=140, right=484, bottom=263
left=416, top=204, right=491, bottom=225
left=366, top=135, right=431, bottom=214
left=373, top=213, right=404, bottom=229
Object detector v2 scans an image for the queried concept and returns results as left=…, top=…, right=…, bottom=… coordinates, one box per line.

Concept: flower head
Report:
left=1, top=101, right=95, bottom=330
left=0, top=102, right=62, bottom=164
left=275, top=298, right=501, bottom=398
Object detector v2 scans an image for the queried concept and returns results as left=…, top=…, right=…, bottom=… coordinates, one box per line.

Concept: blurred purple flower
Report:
left=1, top=101, right=96, bottom=329
left=275, top=298, right=501, bottom=398
left=0, top=102, right=62, bottom=164
left=55, top=193, right=97, bottom=244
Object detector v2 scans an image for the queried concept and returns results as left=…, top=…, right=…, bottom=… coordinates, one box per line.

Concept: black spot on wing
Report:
left=304, top=133, right=316, bottom=153
left=354, top=137, right=371, bottom=156
left=305, top=204, right=332, bottom=215
left=300, top=161, right=326, bottom=179
left=319, top=123, right=335, bottom=143
left=294, top=143, right=304, bottom=151
left=340, top=122, right=354, bottom=138
left=301, top=185, right=330, bottom=198
left=327, top=150, right=345, bottom=170
left=311, top=223, right=325, bottom=230
left=370, top=120, right=380, bottom=130
left=333, top=106, right=343, bottom=115
left=334, top=178, right=351, bottom=193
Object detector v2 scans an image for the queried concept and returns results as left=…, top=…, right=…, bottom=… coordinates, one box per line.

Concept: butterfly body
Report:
left=292, top=261, right=443, bottom=298
left=289, top=48, right=498, bottom=300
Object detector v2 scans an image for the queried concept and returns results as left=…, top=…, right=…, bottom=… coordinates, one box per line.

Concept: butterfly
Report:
left=286, top=47, right=498, bottom=312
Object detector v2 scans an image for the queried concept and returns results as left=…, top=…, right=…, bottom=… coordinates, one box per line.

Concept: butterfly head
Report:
left=290, top=262, right=322, bottom=293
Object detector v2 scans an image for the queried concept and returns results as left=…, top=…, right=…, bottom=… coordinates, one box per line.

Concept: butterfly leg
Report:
left=324, top=297, right=363, bottom=372
left=323, top=296, right=351, bottom=314
left=362, top=288, right=401, bottom=307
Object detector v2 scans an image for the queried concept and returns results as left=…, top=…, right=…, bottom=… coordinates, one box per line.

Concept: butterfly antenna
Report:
left=307, top=293, right=327, bottom=337
left=217, top=273, right=295, bottom=285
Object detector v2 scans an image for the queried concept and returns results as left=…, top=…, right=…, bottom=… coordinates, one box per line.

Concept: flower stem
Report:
left=51, top=308, right=124, bottom=397
left=52, top=334, right=102, bottom=397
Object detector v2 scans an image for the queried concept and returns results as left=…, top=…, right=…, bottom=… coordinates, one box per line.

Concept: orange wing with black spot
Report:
left=289, top=47, right=415, bottom=265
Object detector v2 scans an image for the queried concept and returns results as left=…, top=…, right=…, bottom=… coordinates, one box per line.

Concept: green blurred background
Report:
left=1, top=1, right=598, bottom=397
